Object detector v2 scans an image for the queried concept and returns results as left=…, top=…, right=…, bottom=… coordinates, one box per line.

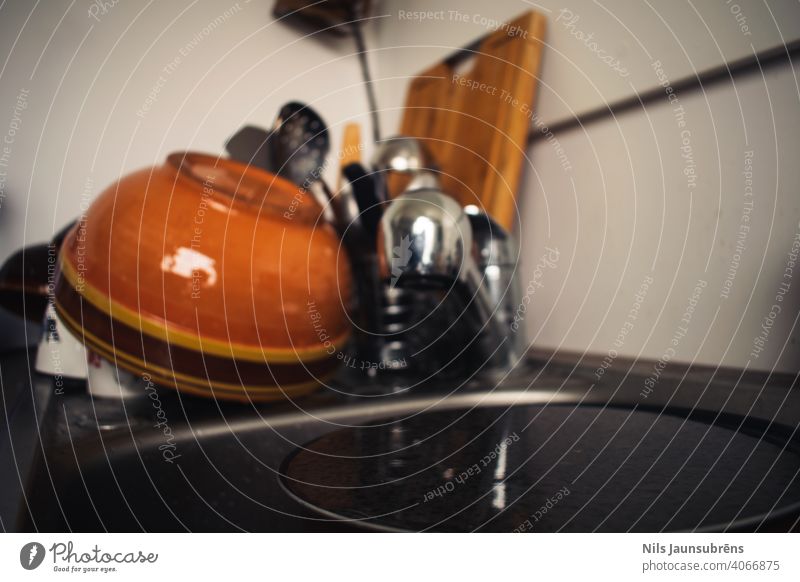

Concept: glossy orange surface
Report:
left=59, top=152, right=352, bottom=362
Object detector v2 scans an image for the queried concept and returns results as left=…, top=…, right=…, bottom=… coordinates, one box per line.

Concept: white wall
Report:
left=2, top=0, right=798, bottom=374
left=0, top=0, right=372, bottom=258
left=367, top=0, right=800, bottom=373
left=519, top=60, right=800, bottom=374
left=370, top=0, right=800, bottom=129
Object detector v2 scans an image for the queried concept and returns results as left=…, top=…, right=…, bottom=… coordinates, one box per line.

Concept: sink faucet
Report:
left=377, top=188, right=525, bottom=373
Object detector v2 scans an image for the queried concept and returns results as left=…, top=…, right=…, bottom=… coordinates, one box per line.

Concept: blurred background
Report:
left=1, top=0, right=798, bottom=373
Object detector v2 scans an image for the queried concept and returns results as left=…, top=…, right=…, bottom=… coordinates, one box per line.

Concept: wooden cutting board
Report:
left=400, top=10, right=546, bottom=230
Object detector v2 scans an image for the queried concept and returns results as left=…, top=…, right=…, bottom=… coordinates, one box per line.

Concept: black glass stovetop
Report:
left=282, top=404, right=800, bottom=532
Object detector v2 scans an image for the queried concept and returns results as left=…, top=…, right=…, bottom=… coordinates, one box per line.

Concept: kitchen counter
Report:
left=1, top=337, right=798, bottom=532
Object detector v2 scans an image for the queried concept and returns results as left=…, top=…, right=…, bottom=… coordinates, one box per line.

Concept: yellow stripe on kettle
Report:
left=59, top=254, right=349, bottom=364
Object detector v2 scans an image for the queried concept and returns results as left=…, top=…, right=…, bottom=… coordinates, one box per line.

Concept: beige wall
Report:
left=367, top=0, right=800, bottom=373
left=0, top=0, right=372, bottom=257
left=2, top=0, right=798, bottom=373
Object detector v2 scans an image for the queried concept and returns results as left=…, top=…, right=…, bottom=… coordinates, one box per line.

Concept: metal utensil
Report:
left=224, top=125, right=272, bottom=170
left=371, top=136, right=438, bottom=199
left=270, top=101, right=330, bottom=187
left=225, top=102, right=330, bottom=188
left=378, top=189, right=471, bottom=285
left=378, top=189, right=523, bottom=370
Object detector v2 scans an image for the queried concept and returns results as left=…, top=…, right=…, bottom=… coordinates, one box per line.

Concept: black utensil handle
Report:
left=343, top=163, right=381, bottom=237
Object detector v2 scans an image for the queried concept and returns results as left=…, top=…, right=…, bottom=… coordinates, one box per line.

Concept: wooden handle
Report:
left=399, top=10, right=547, bottom=230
